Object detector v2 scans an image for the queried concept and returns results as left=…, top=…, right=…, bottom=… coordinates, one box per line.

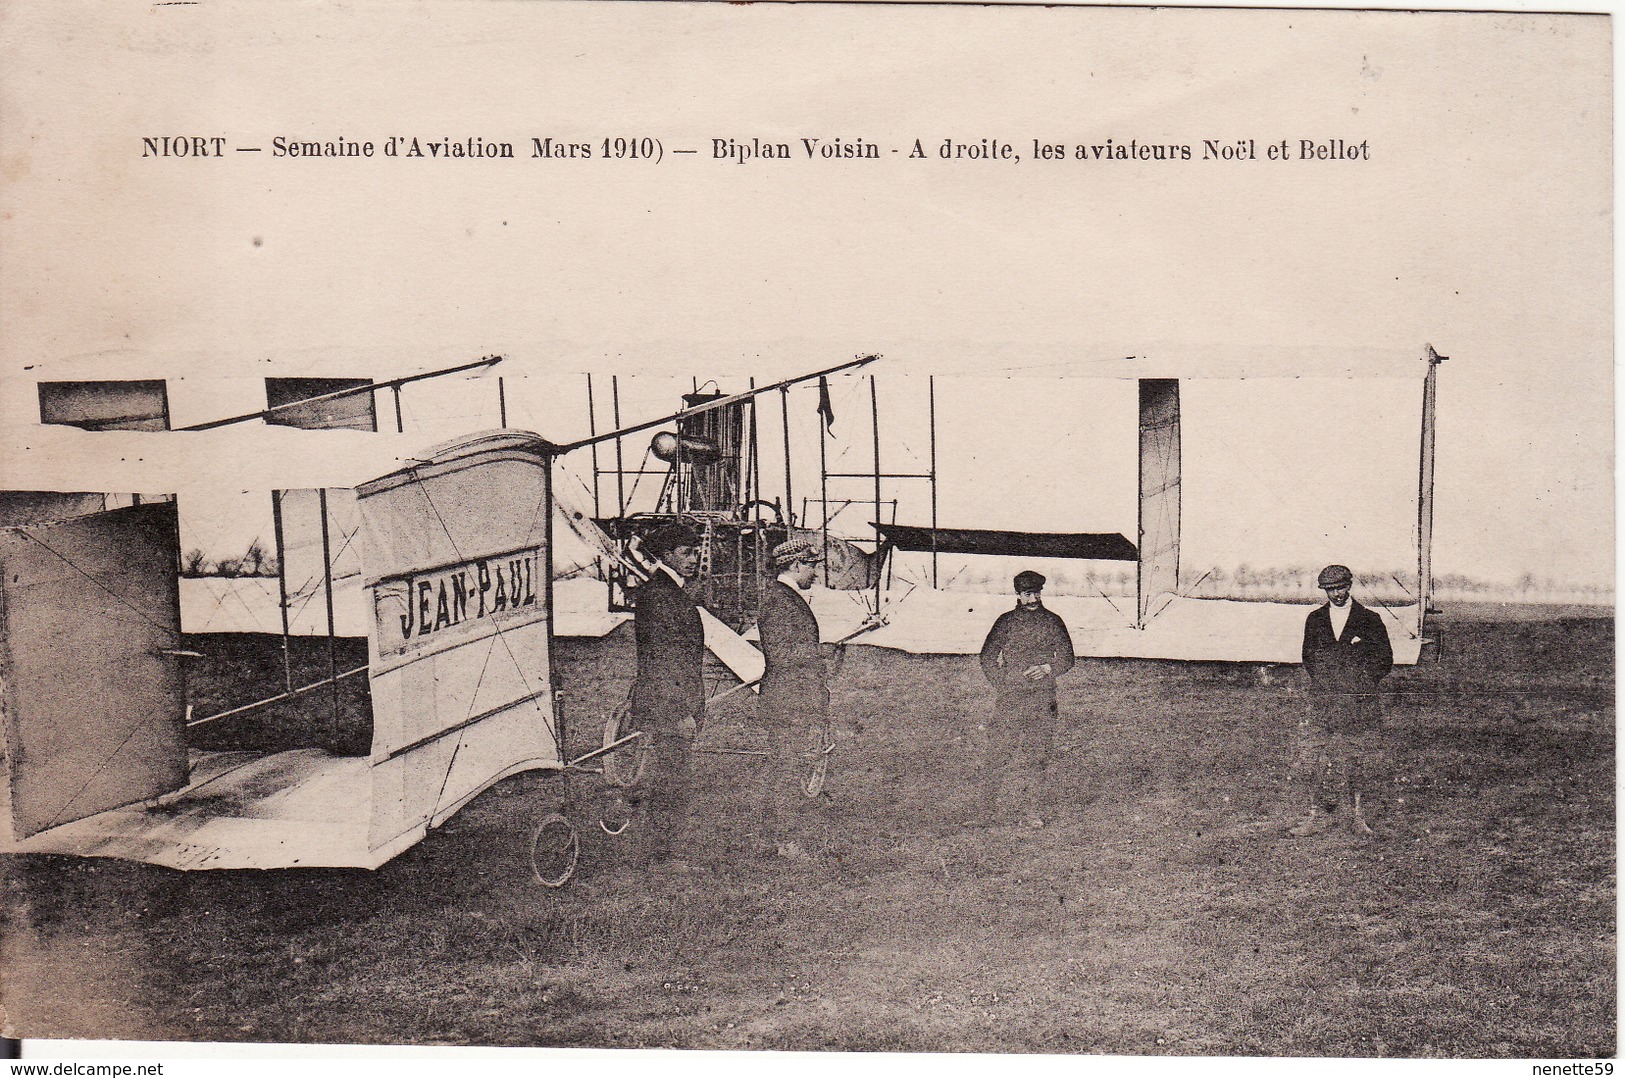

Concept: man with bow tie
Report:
left=1289, top=563, right=1394, bottom=837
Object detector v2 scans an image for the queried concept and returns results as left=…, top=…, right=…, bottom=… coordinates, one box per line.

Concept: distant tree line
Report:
left=181, top=540, right=279, bottom=578
left=1180, top=565, right=1611, bottom=604
left=908, top=561, right=1612, bottom=605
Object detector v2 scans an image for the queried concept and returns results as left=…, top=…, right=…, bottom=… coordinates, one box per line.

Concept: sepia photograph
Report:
left=0, top=0, right=1612, bottom=1067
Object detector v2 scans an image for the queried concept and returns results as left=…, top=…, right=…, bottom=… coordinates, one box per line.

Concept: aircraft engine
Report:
left=650, top=430, right=722, bottom=464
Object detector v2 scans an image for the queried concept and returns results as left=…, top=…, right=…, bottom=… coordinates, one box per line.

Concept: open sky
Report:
left=0, top=2, right=1611, bottom=591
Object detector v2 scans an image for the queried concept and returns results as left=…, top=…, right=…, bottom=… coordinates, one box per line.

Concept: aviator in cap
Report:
left=1014, top=570, right=1047, bottom=593
left=643, top=522, right=701, bottom=558
left=1317, top=564, right=1354, bottom=590
left=772, top=537, right=824, bottom=567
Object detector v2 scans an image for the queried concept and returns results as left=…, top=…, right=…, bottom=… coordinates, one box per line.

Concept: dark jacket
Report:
left=631, top=569, right=705, bottom=732
left=1302, top=599, right=1393, bottom=729
left=979, top=603, right=1076, bottom=698
left=757, top=579, right=829, bottom=722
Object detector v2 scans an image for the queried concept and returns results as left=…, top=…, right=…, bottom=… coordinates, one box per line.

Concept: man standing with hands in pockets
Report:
left=1289, top=563, right=1394, bottom=838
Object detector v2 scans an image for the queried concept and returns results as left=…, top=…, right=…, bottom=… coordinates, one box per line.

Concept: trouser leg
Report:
left=1333, top=728, right=1379, bottom=834
left=641, top=732, right=694, bottom=864
left=1325, top=729, right=1353, bottom=808
left=1339, top=728, right=1384, bottom=808
left=1029, top=698, right=1057, bottom=808
left=1007, top=714, right=1034, bottom=811
left=982, top=696, right=1052, bottom=820
left=980, top=711, right=1008, bottom=823
left=1291, top=712, right=1335, bottom=812
left=756, top=723, right=797, bottom=837
left=1009, top=696, right=1054, bottom=814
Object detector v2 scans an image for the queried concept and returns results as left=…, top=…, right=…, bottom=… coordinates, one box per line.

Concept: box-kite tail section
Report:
left=0, top=431, right=566, bottom=869
left=0, top=501, right=188, bottom=844
left=355, top=430, right=562, bottom=860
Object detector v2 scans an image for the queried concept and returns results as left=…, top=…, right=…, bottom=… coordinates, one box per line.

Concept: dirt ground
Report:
left=0, top=607, right=1613, bottom=1056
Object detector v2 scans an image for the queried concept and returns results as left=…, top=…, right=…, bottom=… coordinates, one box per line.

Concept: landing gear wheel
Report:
left=529, top=813, right=580, bottom=889
left=598, top=793, right=634, bottom=836
left=801, top=723, right=835, bottom=798
left=601, top=699, right=648, bottom=789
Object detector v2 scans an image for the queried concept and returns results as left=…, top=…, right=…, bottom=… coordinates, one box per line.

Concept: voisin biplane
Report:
left=0, top=342, right=1444, bottom=884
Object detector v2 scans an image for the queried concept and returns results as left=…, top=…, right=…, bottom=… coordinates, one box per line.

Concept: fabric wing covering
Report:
left=875, top=523, right=1137, bottom=563
left=1137, top=378, right=1181, bottom=623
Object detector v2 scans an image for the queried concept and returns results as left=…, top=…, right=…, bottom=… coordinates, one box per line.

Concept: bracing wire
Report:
left=40, top=713, right=175, bottom=832
left=181, top=572, right=240, bottom=632
left=18, top=532, right=176, bottom=636
left=1363, top=589, right=1421, bottom=641
left=1081, top=572, right=1136, bottom=630
left=409, top=471, right=561, bottom=750
left=11, top=531, right=184, bottom=831
left=281, top=498, right=364, bottom=629
left=1142, top=567, right=1214, bottom=625
left=217, top=577, right=271, bottom=634
left=623, top=443, right=658, bottom=509
left=422, top=634, right=498, bottom=822
left=1388, top=572, right=1419, bottom=605
left=406, top=475, right=550, bottom=827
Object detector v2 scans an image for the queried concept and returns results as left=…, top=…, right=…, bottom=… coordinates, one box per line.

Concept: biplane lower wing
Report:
left=803, top=588, right=1425, bottom=665
left=0, top=750, right=421, bottom=870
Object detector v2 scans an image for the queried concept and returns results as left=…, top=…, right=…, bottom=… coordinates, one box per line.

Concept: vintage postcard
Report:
left=0, top=1, right=1612, bottom=1071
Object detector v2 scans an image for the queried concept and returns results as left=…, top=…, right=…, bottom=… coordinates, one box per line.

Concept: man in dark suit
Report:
left=754, top=537, right=828, bottom=853
left=977, top=570, right=1076, bottom=827
left=631, top=522, right=706, bottom=869
left=1289, top=563, right=1394, bottom=837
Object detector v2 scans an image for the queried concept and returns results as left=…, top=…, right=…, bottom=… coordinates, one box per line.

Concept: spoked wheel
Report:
left=598, top=792, right=635, bottom=836
left=801, top=721, right=835, bottom=798
left=529, top=812, right=580, bottom=889
left=601, top=698, right=649, bottom=789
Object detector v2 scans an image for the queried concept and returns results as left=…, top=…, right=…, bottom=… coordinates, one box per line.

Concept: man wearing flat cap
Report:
left=630, top=522, right=706, bottom=869
left=754, top=537, right=829, bottom=851
left=1289, top=563, right=1393, bottom=837
left=976, top=570, right=1076, bottom=827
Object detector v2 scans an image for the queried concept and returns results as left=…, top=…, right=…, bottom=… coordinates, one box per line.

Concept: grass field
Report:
left=0, top=607, right=1613, bottom=1056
